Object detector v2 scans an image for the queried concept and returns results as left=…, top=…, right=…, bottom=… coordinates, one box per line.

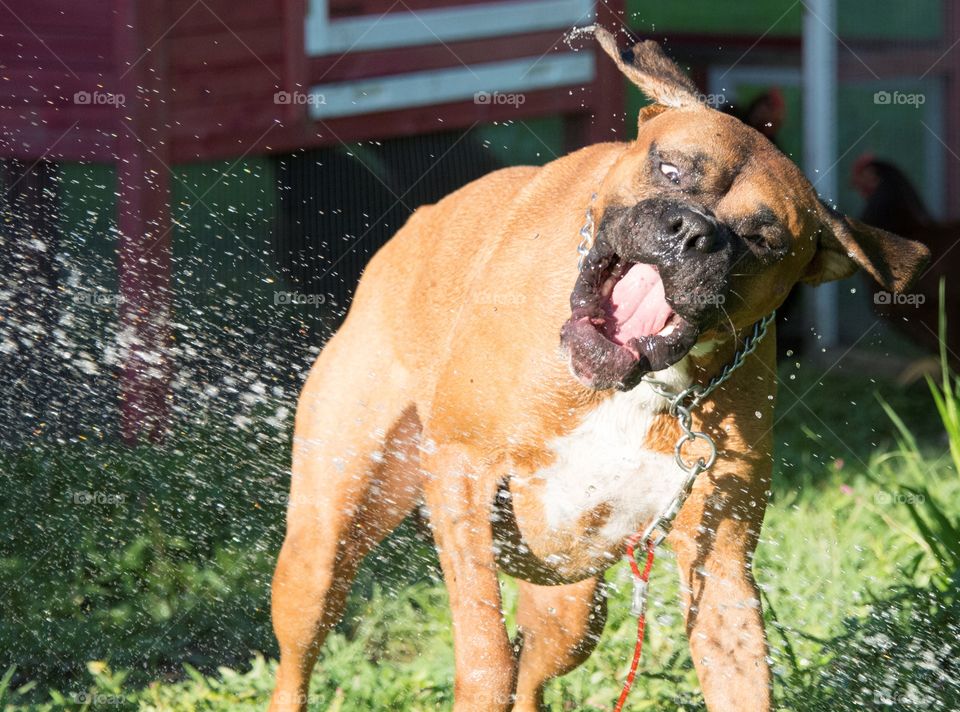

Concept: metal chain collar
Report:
left=636, top=311, right=775, bottom=552
left=576, top=193, right=597, bottom=271
left=574, top=201, right=775, bottom=615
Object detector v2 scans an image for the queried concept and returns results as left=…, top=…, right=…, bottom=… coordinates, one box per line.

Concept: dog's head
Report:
left=562, top=27, right=930, bottom=390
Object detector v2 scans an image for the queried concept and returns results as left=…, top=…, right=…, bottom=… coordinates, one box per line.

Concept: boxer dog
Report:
left=269, top=27, right=928, bottom=712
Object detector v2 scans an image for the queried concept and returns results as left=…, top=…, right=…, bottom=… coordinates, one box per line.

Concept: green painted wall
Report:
left=57, top=159, right=281, bottom=332
left=477, top=117, right=566, bottom=166
left=627, top=0, right=942, bottom=40
left=171, top=158, right=278, bottom=322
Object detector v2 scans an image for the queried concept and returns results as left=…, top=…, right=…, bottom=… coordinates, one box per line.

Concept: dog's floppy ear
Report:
left=590, top=26, right=700, bottom=109
left=802, top=201, right=930, bottom=293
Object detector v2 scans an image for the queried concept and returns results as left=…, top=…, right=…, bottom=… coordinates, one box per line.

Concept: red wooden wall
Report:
left=0, top=0, right=626, bottom=441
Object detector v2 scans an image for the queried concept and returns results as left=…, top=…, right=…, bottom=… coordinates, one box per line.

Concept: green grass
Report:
left=1, top=360, right=958, bottom=711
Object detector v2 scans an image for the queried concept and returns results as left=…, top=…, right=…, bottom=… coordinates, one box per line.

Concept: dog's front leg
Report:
left=424, top=444, right=516, bottom=711
left=669, top=463, right=772, bottom=712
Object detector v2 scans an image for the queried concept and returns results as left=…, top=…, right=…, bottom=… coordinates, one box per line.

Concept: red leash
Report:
left=613, top=535, right=657, bottom=712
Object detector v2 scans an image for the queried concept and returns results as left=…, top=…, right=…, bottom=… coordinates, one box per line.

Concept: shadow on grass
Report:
left=773, top=582, right=960, bottom=711
left=0, top=416, right=439, bottom=703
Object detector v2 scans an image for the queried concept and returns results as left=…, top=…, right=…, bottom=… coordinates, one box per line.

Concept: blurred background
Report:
left=0, top=1, right=958, bottom=710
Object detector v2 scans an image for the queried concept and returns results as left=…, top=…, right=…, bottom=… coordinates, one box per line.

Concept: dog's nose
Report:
left=664, top=207, right=721, bottom=255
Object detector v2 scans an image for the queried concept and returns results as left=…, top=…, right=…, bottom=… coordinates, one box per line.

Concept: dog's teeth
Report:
left=601, top=277, right=616, bottom=297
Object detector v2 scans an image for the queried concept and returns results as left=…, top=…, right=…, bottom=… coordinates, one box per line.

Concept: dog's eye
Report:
left=741, top=231, right=787, bottom=264
left=659, top=162, right=681, bottom=184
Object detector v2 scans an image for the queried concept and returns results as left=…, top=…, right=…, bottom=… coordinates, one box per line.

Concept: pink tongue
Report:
left=603, top=264, right=674, bottom=345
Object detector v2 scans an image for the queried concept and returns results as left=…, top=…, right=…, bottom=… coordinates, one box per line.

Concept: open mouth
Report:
left=561, top=250, right=700, bottom=390
left=598, top=259, right=681, bottom=353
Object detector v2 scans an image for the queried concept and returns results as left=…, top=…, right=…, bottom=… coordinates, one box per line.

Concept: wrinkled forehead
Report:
left=641, top=108, right=758, bottom=161
left=635, top=107, right=816, bottom=227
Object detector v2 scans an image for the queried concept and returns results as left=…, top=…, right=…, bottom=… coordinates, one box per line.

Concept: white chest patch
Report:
left=534, top=360, right=695, bottom=545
